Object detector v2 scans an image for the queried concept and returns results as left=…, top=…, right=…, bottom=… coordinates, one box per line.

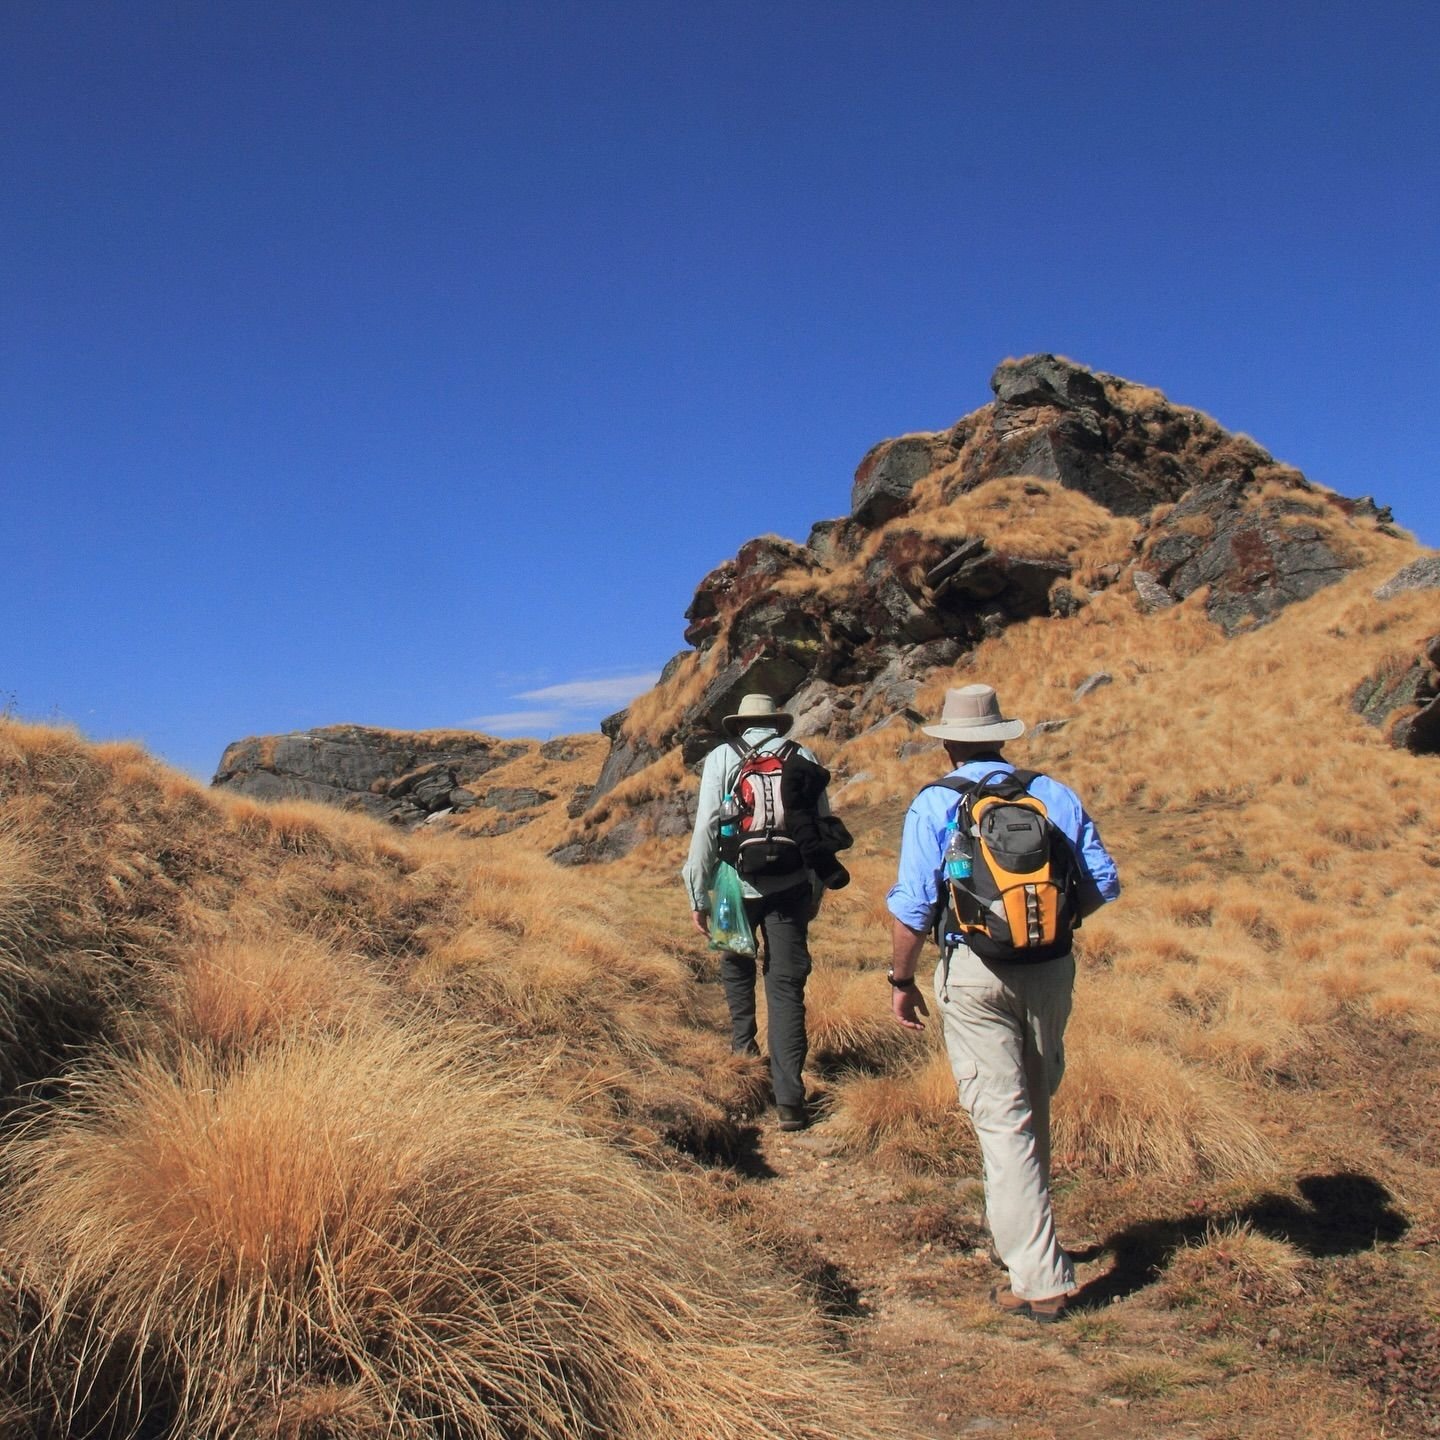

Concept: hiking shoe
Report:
left=776, top=1104, right=808, bottom=1132
left=990, top=1285, right=1068, bottom=1324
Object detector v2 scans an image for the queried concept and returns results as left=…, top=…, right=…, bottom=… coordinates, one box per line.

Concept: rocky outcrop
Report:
left=1135, top=479, right=1354, bottom=634
left=1375, top=555, right=1440, bottom=600
left=1354, top=633, right=1440, bottom=755
left=1351, top=559, right=1440, bottom=754
left=574, top=356, right=1389, bottom=843
left=213, top=726, right=526, bottom=828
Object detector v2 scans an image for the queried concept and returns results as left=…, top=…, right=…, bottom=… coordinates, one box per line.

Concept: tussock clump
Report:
left=831, top=1051, right=979, bottom=1174
left=1159, top=1220, right=1308, bottom=1309
left=804, top=967, right=914, bottom=1070
left=3, top=1027, right=901, bottom=1440
left=1053, top=1038, right=1274, bottom=1181
left=151, top=934, right=387, bottom=1052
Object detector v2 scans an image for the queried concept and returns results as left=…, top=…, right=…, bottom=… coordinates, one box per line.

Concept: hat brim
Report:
left=722, top=713, right=794, bottom=737
left=920, top=718, right=1026, bottom=742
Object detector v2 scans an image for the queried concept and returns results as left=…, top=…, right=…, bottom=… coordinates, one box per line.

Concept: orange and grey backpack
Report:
left=926, top=768, right=1081, bottom=963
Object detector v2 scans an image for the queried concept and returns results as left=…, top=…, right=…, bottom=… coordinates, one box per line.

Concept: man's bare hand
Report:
left=692, top=909, right=710, bottom=938
left=892, top=984, right=929, bottom=1031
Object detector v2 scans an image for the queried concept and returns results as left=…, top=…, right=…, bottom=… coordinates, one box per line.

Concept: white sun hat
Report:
left=920, top=684, right=1026, bottom=742
left=721, top=693, right=795, bottom=737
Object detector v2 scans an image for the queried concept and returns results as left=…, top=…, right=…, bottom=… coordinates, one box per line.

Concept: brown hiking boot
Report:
left=990, top=1285, right=1068, bottom=1324
left=776, top=1103, right=808, bottom=1132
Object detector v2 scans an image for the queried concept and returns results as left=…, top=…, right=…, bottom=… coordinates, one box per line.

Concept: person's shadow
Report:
left=1070, top=1172, right=1407, bottom=1310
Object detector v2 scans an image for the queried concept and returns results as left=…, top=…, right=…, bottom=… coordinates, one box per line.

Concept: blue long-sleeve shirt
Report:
left=886, top=757, right=1120, bottom=934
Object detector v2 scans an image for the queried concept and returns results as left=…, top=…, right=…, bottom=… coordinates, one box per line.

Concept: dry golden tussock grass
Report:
left=1, top=1027, right=900, bottom=1440
left=152, top=933, right=388, bottom=1052
left=1053, top=1033, right=1274, bottom=1181
left=625, top=648, right=722, bottom=747
left=831, top=1048, right=978, bottom=1174
left=1158, top=1220, right=1309, bottom=1309
left=769, top=480, right=1138, bottom=612
left=802, top=966, right=913, bottom=1070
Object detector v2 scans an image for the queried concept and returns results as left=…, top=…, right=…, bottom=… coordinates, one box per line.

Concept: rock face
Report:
left=1354, top=633, right=1440, bottom=755
left=569, top=355, right=1390, bottom=860
left=212, top=726, right=527, bottom=828
left=1353, top=559, right=1440, bottom=753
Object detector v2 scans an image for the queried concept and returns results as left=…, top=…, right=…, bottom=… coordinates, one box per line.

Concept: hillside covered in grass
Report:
left=2, top=354, right=1439, bottom=1437
left=0, top=722, right=904, bottom=1438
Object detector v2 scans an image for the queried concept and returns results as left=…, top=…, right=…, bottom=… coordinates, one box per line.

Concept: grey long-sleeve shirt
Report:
left=681, top=725, right=829, bottom=911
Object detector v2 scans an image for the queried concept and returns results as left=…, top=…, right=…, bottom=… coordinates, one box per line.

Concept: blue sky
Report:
left=5, top=1, right=1437, bottom=778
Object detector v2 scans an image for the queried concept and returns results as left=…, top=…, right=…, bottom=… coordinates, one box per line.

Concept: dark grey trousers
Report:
left=719, top=882, right=812, bottom=1108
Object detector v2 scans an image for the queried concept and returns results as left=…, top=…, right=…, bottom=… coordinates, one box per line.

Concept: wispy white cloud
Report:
left=465, top=669, right=661, bottom=739
left=515, top=673, right=659, bottom=708
left=467, top=709, right=568, bottom=736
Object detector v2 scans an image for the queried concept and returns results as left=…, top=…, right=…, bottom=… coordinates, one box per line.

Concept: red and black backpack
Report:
left=717, top=738, right=805, bottom=879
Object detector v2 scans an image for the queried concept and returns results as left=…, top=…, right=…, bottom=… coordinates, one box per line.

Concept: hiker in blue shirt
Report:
left=886, top=684, right=1119, bottom=1323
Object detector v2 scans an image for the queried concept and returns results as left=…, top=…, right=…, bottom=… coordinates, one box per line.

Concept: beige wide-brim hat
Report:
left=920, top=684, right=1026, bottom=742
left=722, top=693, right=794, bottom=737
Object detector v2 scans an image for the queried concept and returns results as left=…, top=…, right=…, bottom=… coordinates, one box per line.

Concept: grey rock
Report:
left=1375, top=555, right=1440, bottom=600
left=655, top=651, right=691, bottom=688
left=1031, top=719, right=1069, bottom=735
left=1132, top=569, right=1177, bottom=612
left=984, top=422, right=1166, bottom=517
left=1138, top=480, right=1354, bottom=633
left=586, top=708, right=664, bottom=808
left=1073, top=672, right=1113, bottom=702
left=212, top=725, right=524, bottom=828
left=1351, top=495, right=1395, bottom=523
left=851, top=435, right=935, bottom=526
left=805, top=517, right=845, bottom=562
left=856, top=641, right=963, bottom=721
left=787, top=678, right=857, bottom=742
left=990, top=354, right=1110, bottom=414
left=1353, top=630, right=1440, bottom=754
left=899, top=738, right=942, bottom=759
left=1049, top=583, right=1087, bottom=617
left=479, top=787, right=555, bottom=813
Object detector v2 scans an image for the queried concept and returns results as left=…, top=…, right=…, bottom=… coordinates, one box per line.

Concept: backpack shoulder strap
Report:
left=1009, top=768, right=1041, bottom=789
left=919, top=777, right=974, bottom=799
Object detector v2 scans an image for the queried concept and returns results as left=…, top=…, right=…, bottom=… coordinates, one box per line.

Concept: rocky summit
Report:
left=210, top=354, right=1427, bottom=855
left=567, top=354, right=1411, bottom=859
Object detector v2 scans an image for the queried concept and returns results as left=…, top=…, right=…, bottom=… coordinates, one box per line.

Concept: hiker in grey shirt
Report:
left=683, top=693, right=834, bottom=1132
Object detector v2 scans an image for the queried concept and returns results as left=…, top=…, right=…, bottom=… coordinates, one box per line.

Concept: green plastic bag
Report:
left=708, top=862, right=756, bottom=957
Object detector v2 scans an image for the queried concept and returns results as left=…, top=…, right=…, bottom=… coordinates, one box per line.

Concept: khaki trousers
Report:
left=935, top=945, right=1076, bottom=1301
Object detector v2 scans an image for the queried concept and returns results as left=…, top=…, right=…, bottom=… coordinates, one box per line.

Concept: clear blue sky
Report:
left=5, top=1, right=1437, bottom=778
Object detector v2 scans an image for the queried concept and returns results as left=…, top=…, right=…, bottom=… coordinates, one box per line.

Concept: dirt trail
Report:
left=740, top=1106, right=1383, bottom=1440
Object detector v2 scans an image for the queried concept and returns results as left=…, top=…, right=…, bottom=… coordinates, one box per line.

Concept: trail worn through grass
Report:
left=726, top=1092, right=1434, bottom=1439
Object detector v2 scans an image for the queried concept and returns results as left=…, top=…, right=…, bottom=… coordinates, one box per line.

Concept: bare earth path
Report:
left=735, top=1105, right=1401, bottom=1440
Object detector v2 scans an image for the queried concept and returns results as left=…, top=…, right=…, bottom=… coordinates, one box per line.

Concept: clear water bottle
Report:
left=943, top=820, right=972, bottom=882
left=715, top=892, right=736, bottom=931
left=718, top=793, right=741, bottom=838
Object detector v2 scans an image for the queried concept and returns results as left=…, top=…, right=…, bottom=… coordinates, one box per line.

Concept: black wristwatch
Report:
left=886, top=967, right=918, bottom=990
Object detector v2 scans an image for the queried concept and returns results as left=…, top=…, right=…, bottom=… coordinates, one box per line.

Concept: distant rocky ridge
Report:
left=212, top=725, right=589, bottom=833
left=211, top=355, right=1425, bottom=850
left=574, top=355, right=1399, bottom=849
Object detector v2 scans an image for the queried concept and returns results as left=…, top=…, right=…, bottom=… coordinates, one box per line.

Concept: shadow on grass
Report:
left=1071, top=1172, right=1408, bottom=1311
